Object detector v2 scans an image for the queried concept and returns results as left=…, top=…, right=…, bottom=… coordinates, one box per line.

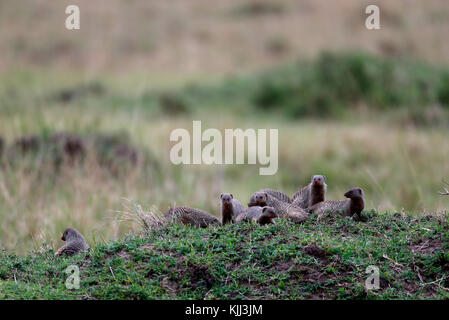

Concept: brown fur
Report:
left=248, top=188, right=291, bottom=207
left=55, top=227, right=89, bottom=257
left=250, top=191, right=308, bottom=223
left=164, top=206, right=221, bottom=228
left=248, top=191, right=268, bottom=207
left=235, top=206, right=277, bottom=225
left=307, top=187, right=365, bottom=218
left=292, top=175, right=327, bottom=209
left=220, top=193, right=245, bottom=225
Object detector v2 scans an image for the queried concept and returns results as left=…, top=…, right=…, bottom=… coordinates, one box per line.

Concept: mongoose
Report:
left=249, top=191, right=308, bottom=223
left=292, top=175, right=327, bottom=209
left=307, top=187, right=365, bottom=218
left=163, top=206, right=221, bottom=228
left=220, top=193, right=245, bottom=225
left=55, top=227, right=89, bottom=257
left=248, top=188, right=291, bottom=206
left=235, top=206, right=277, bottom=225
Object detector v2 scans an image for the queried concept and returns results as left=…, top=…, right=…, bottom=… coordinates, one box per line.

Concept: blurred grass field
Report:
left=1, top=63, right=448, bottom=255
left=0, top=0, right=449, bottom=255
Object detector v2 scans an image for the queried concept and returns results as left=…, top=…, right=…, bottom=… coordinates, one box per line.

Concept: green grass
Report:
left=1, top=211, right=448, bottom=299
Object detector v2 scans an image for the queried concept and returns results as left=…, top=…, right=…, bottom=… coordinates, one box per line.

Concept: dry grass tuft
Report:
left=115, top=198, right=167, bottom=232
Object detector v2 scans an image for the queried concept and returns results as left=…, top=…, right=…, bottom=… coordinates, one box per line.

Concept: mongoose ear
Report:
left=264, top=192, right=268, bottom=197
left=323, top=175, right=326, bottom=181
left=230, top=194, right=233, bottom=199
left=220, top=193, right=223, bottom=199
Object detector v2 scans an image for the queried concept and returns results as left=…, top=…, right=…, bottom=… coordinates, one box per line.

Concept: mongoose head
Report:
left=311, top=175, right=326, bottom=186
left=344, top=187, right=364, bottom=199
left=61, top=227, right=82, bottom=242
left=248, top=192, right=268, bottom=207
left=259, top=206, right=277, bottom=225
left=220, top=193, right=233, bottom=206
left=262, top=206, right=277, bottom=219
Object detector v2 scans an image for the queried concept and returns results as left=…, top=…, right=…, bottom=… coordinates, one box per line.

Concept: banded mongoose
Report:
left=163, top=206, right=221, bottom=228
left=220, top=193, right=245, bottom=225
left=307, top=187, right=365, bottom=218
left=249, top=191, right=308, bottom=223
left=235, top=206, right=277, bottom=225
left=292, top=175, right=327, bottom=209
left=248, top=188, right=291, bottom=207
left=55, top=227, right=89, bottom=257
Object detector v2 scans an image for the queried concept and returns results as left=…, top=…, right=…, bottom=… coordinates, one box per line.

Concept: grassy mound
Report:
left=1, top=211, right=448, bottom=300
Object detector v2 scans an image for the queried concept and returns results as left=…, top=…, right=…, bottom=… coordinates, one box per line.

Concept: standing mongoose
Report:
left=235, top=206, right=277, bottom=225
left=307, top=187, right=365, bottom=218
left=248, top=188, right=291, bottom=207
left=55, top=227, right=89, bottom=257
left=163, top=206, right=221, bottom=228
left=292, top=175, right=327, bottom=209
left=220, top=193, right=245, bottom=225
left=249, top=191, right=308, bottom=223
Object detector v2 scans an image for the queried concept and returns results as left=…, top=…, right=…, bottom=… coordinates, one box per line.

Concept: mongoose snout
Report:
left=220, top=193, right=233, bottom=206
left=312, top=175, right=326, bottom=186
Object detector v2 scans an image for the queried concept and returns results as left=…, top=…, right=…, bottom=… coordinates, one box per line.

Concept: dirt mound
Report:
left=187, top=263, right=216, bottom=290
left=304, top=244, right=327, bottom=259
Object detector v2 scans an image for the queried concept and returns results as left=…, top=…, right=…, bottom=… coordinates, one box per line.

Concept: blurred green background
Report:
left=0, top=0, right=448, bottom=254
